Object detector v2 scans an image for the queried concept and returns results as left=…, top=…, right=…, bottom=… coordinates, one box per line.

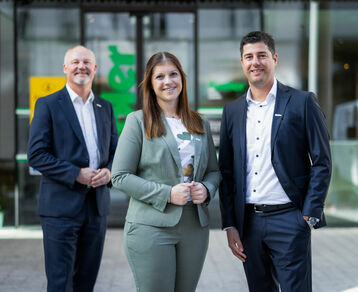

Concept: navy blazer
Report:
left=28, top=87, right=118, bottom=217
left=219, top=81, right=332, bottom=238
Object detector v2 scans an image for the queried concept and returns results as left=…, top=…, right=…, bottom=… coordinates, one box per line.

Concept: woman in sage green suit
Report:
left=111, top=52, right=221, bottom=292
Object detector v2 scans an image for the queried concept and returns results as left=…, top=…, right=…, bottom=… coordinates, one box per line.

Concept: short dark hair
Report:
left=240, top=31, right=276, bottom=57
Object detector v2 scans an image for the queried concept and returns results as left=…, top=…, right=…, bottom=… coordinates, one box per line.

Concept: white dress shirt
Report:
left=245, top=79, right=291, bottom=204
left=66, top=83, right=99, bottom=170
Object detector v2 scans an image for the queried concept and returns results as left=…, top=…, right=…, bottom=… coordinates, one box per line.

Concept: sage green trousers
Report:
left=123, top=203, right=209, bottom=292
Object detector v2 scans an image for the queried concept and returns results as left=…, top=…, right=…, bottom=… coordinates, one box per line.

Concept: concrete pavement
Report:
left=1, top=228, right=358, bottom=291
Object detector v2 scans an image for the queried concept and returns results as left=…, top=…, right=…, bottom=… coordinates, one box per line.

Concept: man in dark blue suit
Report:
left=219, top=31, right=331, bottom=291
left=28, top=46, right=118, bottom=291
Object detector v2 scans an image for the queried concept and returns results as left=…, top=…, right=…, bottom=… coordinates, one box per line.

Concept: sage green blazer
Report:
left=111, top=110, right=221, bottom=227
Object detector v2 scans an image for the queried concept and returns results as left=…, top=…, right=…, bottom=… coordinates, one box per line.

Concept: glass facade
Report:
left=0, top=1, right=358, bottom=227
left=322, top=3, right=358, bottom=224
left=0, top=2, right=15, bottom=227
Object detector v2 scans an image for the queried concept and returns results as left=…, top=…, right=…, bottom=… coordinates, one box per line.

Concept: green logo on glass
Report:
left=101, top=45, right=136, bottom=133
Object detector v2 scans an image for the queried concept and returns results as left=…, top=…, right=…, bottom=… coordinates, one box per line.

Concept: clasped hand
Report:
left=170, top=181, right=208, bottom=205
left=76, top=168, right=111, bottom=188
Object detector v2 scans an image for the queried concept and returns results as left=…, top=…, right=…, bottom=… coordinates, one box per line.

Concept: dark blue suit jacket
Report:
left=219, top=81, right=332, bottom=238
left=28, top=87, right=118, bottom=217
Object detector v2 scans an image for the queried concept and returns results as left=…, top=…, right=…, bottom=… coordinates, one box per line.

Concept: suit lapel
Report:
left=93, top=95, right=104, bottom=154
left=57, top=87, right=87, bottom=148
left=161, top=115, right=182, bottom=172
left=236, top=97, right=248, bottom=165
left=271, top=82, right=291, bottom=150
left=193, top=132, right=203, bottom=179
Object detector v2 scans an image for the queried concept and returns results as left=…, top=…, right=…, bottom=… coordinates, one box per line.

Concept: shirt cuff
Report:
left=223, top=226, right=234, bottom=231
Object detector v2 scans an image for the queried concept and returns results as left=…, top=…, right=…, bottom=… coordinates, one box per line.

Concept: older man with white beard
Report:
left=28, top=46, right=118, bottom=292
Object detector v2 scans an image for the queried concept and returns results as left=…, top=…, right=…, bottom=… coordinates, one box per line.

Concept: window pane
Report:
left=198, top=9, right=260, bottom=109
left=264, top=2, right=308, bottom=89
left=324, top=3, right=358, bottom=224
left=85, top=12, right=136, bottom=133
left=144, top=13, right=195, bottom=107
left=0, top=2, right=15, bottom=226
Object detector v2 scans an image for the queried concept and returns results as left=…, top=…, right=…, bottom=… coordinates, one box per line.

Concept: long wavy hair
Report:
left=141, top=52, right=204, bottom=139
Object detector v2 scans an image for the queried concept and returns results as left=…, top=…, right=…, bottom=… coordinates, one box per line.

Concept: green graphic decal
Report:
left=101, top=45, right=136, bottom=133
left=209, top=80, right=246, bottom=93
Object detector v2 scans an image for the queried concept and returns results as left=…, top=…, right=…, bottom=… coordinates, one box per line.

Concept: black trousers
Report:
left=242, top=206, right=312, bottom=292
left=40, top=189, right=107, bottom=292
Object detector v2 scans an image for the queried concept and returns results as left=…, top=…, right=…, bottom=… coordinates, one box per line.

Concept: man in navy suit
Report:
left=28, top=46, right=118, bottom=291
left=219, top=31, right=331, bottom=291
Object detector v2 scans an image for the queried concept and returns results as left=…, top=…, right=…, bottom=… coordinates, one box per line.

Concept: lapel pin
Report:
left=96, top=103, right=102, bottom=108
left=274, top=113, right=282, bottom=117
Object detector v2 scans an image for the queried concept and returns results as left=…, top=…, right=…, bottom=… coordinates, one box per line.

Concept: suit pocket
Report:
left=295, top=209, right=311, bottom=233
left=125, top=221, right=137, bottom=236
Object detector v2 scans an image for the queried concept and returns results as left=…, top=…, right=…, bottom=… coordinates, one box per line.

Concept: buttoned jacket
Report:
left=111, top=110, right=221, bottom=227
left=28, top=87, right=118, bottom=217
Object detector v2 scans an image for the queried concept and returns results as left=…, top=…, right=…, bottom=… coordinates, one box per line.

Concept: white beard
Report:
left=73, top=75, right=90, bottom=85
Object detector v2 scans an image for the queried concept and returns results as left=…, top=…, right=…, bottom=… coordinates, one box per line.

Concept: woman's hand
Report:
left=170, top=183, right=192, bottom=205
left=190, top=182, right=208, bottom=204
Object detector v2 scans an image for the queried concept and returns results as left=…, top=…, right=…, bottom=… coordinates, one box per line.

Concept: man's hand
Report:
left=303, top=215, right=313, bottom=230
left=190, top=182, right=208, bottom=204
left=91, top=168, right=111, bottom=188
left=226, top=227, right=247, bottom=262
left=169, top=183, right=192, bottom=205
left=76, top=168, right=98, bottom=185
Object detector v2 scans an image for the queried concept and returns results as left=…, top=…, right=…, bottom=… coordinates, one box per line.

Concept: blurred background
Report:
left=1, top=0, right=358, bottom=228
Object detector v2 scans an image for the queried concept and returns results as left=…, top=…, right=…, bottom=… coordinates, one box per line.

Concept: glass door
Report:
left=85, top=11, right=195, bottom=133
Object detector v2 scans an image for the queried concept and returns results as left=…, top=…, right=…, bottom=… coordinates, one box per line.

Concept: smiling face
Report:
left=151, top=61, right=182, bottom=109
left=63, top=46, right=97, bottom=87
left=241, top=41, right=277, bottom=90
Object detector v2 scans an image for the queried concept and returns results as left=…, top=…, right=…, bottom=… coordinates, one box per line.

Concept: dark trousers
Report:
left=242, top=206, right=312, bottom=292
left=40, top=189, right=107, bottom=292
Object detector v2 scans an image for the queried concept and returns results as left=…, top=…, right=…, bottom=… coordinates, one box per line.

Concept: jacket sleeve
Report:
left=110, top=113, right=171, bottom=212
left=200, top=119, right=221, bottom=202
left=219, top=105, right=236, bottom=228
left=302, top=93, right=332, bottom=220
left=27, top=98, right=81, bottom=188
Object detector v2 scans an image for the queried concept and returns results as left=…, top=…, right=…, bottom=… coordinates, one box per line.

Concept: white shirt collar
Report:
left=246, top=78, right=277, bottom=105
left=66, top=83, right=94, bottom=104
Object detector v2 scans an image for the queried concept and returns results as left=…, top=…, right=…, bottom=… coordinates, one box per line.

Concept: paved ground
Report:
left=1, top=227, right=358, bottom=292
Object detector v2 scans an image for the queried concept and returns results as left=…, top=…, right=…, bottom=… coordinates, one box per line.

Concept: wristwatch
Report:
left=308, top=217, right=320, bottom=227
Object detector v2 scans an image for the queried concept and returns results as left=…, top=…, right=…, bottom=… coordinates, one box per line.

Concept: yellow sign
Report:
left=29, top=76, right=66, bottom=123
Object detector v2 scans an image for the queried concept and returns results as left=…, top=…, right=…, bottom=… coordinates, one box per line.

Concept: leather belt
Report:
left=245, top=202, right=295, bottom=214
